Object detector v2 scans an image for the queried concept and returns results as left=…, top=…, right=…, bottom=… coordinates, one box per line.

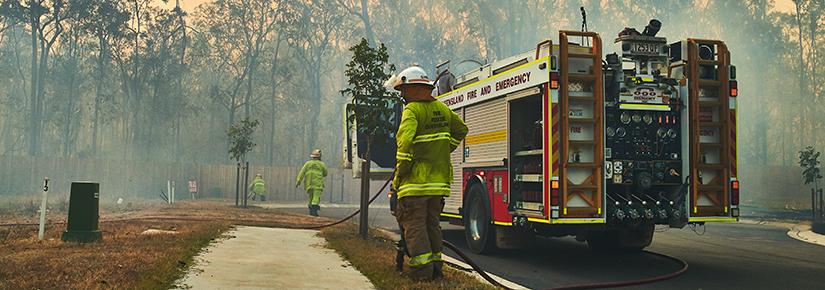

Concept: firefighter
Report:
left=387, top=65, right=468, bottom=281
left=249, top=174, right=267, bottom=201
left=296, top=149, right=327, bottom=216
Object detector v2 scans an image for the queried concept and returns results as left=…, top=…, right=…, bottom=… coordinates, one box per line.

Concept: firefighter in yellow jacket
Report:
left=387, top=65, right=468, bottom=281
left=296, top=149, right=328, bottom=216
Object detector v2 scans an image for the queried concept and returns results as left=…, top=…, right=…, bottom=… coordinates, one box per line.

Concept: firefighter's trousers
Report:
left=307, top=189, right=322, bottom=205
left=396, top=195, right=444, bottom=280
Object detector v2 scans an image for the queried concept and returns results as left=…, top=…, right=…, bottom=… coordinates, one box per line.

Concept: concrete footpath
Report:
left=176, top=226, right=374, bottom=290
left=741, top=218, right=825, bottom=247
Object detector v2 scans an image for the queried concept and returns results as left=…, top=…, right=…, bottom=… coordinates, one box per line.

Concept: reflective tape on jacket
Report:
left=413, top=132, right=452, bottom=144
left=397, top=183, right=450, bottom=197
left=396, top=152, right=413, bottom=161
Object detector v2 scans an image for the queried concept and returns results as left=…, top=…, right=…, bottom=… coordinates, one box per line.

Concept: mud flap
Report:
left=495, top=226, right=534, bottom=249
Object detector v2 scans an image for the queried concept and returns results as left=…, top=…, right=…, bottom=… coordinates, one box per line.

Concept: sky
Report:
left=155, top=0, right=208, bottom=12
left=160, top=0, right=799, bottom=14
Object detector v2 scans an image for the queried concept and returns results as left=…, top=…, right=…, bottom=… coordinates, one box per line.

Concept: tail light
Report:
left=731, top=180, right=740, bottom=205
left=730, top=80, right=738, bottom=97
left=550, top=72, right=559, bottom=89
left=550, top=180, right=560, bottom=206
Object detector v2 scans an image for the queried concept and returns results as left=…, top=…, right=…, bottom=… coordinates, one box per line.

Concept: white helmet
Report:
left=310, top=149, right=322, bottom=158
left=385, top=65, right=434, bottom=91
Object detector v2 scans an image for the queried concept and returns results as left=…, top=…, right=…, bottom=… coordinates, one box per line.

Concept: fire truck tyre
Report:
left=464, top=183, right=497, bottom=254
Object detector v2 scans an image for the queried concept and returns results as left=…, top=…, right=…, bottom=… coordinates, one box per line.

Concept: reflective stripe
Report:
left=396, top=152, right=413, bottom=161
left=398, top=183, right=450, bottom=191
left=397, top=183, right=451, bottom=197
left=409, top=252, right=442, bottom=267
left=450, top=138, right=461, bottom=146
left=440, top=213, right=462, bottom=219
left=431, top=252, right=442, bottom=262
left=409, top=252, right=433, bottom=266
left=413, top=132, right=452, bottom=144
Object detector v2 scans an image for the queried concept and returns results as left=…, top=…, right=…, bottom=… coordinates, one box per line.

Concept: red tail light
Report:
left=550, top=72, right=559, bottom=89
left=550, top=180, right=560, bottom=206
left=731, top=180, right=740, bottom=205
left=730, top=80, right=738, bottom=97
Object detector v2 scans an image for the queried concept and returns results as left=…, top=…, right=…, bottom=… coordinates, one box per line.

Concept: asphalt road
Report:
left=273, top=204, right=825, bottom=290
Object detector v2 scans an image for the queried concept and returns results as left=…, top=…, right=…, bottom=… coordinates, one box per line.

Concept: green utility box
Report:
left=61, top=182, right=103, bottom=243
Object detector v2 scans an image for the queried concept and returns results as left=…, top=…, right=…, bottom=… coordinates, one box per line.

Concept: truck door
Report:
left=343, top=99, right=403, bottom=178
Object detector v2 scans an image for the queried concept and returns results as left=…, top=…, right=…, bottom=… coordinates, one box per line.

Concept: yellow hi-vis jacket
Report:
left=394, top=100, right=468, bottom=198
left=296, top=159, right=328, bottom=191
left=249, top=177, right=267, bottom=196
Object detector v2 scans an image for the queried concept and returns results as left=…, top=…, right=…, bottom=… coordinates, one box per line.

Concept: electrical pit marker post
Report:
left=38, top=177, right=50, bottom=241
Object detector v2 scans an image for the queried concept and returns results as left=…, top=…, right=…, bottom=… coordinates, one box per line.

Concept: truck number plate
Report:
left=630, top=42, right=660, bottom=55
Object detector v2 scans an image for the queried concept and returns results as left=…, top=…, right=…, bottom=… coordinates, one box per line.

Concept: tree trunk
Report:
left=244, top=59, right=255, bottom=118
left=306, top=69, right=323, bottom=152
left=93, top=36, right=106, bottom=156
left=28, top=6, right=39, bottom=156
left=34, top=40, right=50, bottom=156
left=62, top=43, right=78, bottom=157
left=795, top=0, right=806, bottom=159
left=360, top=0, right=375, bottom=45
left=359, top=139, right=372, bottom=238
left=268, top=37, right=282, bottom=165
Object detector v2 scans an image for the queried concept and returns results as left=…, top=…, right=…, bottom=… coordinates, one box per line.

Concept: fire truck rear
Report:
left=433, top=20, right=740, bottom=253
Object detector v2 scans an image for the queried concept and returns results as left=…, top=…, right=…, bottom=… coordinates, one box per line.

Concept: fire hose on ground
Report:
left=295, top=174, right=690, bottom=290
left=1, top=174, right=688, bottom=289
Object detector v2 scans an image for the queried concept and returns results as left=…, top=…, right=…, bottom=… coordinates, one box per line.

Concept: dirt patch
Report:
left=319, top=225, right=496, bottom=290
left=0, top=200, right=337, bottom=289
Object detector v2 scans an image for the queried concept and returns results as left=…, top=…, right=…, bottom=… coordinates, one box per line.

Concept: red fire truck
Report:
left=344, top=20, right=739, bottom=253
left=433, top=22, right=739, bottom=253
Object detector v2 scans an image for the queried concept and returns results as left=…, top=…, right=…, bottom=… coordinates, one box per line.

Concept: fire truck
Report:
left=433, top=20, right=739, bottom=253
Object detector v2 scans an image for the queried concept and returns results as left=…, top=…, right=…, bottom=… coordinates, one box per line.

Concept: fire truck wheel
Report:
left=464, top=183, right=497, bottom=254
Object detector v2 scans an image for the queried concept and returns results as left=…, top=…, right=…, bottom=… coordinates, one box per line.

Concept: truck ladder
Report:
left=687, top=39, right=731, bottom=217
left=558, top=31, right=604, bottom=218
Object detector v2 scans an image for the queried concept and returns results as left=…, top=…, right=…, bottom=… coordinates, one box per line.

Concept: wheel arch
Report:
left=462, top=174, right=489, bottom=216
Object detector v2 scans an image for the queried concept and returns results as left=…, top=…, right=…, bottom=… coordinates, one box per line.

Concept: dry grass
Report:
left=320, top=225, right=496, bottom=290
left=0, top=200, right=336, bottom=289
left=0, top=219, right=230, bottom=289
left=0, top=200, right=489, bottom=289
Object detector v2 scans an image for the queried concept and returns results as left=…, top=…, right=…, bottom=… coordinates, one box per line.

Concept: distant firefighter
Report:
left=296, top=149, right=328, bottom=216
left=249, top=174, right=267, bottom=201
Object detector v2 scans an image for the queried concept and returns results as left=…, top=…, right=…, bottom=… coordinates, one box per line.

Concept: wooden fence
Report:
left=0, top=156, right=388, bottom=204
left=0, top=156, right=812, bottom=208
